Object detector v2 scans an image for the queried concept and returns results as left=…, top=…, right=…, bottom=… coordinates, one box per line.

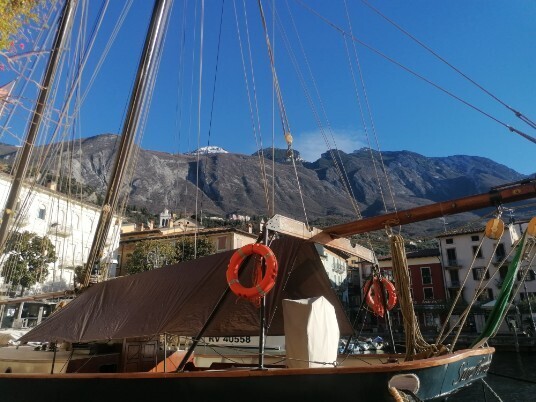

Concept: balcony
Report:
left=492, top=256, right=510, bottom=266
left=445, top=260, right=462, bottom=269
left=449, top=280, right=461, bottom=288
left=15, top=214, right=30, bottom=227
left=48, top=223, right=72, bottom=237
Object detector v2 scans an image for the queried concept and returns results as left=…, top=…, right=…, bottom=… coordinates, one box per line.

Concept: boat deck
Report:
left=0, top=346, right=88, bottom=373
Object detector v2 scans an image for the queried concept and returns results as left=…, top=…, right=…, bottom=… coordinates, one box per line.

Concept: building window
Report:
left=520, top=292, right=536, bottom=301
left=38, top=206, right=46, bottom=220
left=446, top=238, right=453, bottom=244
left=472, top=268, right=490, bottom=281
left=446, top=248, right=457, bottom=266
left=528, top=270, right=536, bottom=281
left=477, top=288, right=493, bottom=302
left=472, top=245, right=483, bottom=259
left=424, top=312, right=435, bottom=326
left=448, top=288, right=459, bottom=300
left=517, top=269, right=536, bottom=282
left=58, top=210, right=65, bottom=224
left=421, top=267, right=432, bottom=285
left=495, top=243, right=506, bottom=261
left=423, top=287, right=434, bottom=300
left=217, top=236, right=227, bottom=251
left=383, top=270, right=394, bottom=281
left=471, top=235, right=479, bottom=242
left=450, top=270, right=460, bottom=286
left=499, top=265, right=508, bottom=280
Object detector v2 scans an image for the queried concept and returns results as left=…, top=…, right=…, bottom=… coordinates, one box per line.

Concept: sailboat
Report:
left=0, top=0, right=535, bottom=401
left=0, top=0, right=121, bottom=334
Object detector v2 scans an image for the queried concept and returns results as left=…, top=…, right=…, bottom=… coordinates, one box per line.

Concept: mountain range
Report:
left=0, top=134, right=532, bottom=237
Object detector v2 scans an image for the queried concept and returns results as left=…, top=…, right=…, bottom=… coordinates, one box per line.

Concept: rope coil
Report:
left=390, top=234, right=445, bottom=360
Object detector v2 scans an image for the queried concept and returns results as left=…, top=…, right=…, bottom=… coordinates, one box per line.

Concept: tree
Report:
left=124, top=236, right=215, bottom=275
left=174, top=236, right=214, bottom=262
left=0, top=0, right=42, bottom=51
left=70, top=265, right=84, bottom=289
left=1, top=231, right=56, bottom=295
left=124, top=240, right=176, bottom=275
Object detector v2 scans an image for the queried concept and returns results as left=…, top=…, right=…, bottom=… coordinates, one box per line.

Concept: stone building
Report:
left=0, top=173, right=121, bottom=296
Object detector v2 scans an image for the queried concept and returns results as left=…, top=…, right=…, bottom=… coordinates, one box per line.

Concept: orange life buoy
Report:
left=226, top=243, right=278, bottom=301
left=363, top=278, right=397, bottom=318
left=364, top=279, right=384, bottom=317
left=382, top=278, right=398, bottom=310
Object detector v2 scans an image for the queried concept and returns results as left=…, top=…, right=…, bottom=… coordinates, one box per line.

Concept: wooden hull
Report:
left=0, top=348, right=493, bottom=401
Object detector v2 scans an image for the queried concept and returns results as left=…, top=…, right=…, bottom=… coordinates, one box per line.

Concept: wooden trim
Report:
left=0, top=347, right=494, bottom=379
left=320, top=180, right=536, bottom=237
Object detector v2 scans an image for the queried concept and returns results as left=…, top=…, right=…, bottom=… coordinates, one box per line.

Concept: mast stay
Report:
left=81, top=0, right=173, bottom=288
left=0, top=0, right=78, bottom=253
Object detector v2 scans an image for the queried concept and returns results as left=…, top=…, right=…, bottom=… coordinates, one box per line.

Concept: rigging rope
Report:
left=480, top=379, right=504, bottom=402
left=341, top=31, right=388, bottom=213
left=390, top=234, right=444, bottom=360
left=450, top=239, right=502, bottom=350
left=279, top=0, right=362, bottom=219
left=199, top=0, right=226, bottom=216
left=274, top=1, right=384, bottom=258
left=257, top=0, right=310, bottom=227
left=343, top=0, right=398, bottom=217
left=494, top=238, right=536, bottom=333
left=233, top=0, right=271, bottom=215
left=271, top=0, right=276, bottom=216
left=171, top=0, right=188, bottom=216
left=471, top=230, right=531, bottom=347
left=242, top=0, right=272, bottom=215
left=359, top=0, right=536, bottom=132
left=194, top=0, right=205, bottom=258
left=436, top=231, right=498, bottom=344
left=15, top=0, right=118, bottom=195
left=0, top=3, right=59, bottom=143
left=294, top=0, right=536, bottom=146
left=185, top=0, right=199, bottom=156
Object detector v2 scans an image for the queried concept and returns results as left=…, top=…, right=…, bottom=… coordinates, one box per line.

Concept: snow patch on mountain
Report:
left=187, top=146, right=229, bottom=155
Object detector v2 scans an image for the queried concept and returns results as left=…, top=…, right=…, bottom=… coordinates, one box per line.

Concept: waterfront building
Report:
left=117, top=224, right=258, bottom=276
left=437, top=220, right=536, bottom=334
left=0, top=173, right=121, bottom=296
left=378, top=248, right=447, bottom=332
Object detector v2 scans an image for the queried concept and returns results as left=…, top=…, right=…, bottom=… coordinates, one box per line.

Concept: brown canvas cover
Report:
left=20, top=237, right=353, bottom=343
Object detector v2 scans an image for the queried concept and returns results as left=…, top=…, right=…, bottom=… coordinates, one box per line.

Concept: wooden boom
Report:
left=322, top=179, right=536, bottom=237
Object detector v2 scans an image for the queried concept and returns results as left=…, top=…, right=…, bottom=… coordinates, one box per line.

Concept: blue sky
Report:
left=1, top=0, right=535, bottom=174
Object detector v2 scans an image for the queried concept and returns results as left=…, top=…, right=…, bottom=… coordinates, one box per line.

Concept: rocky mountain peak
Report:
left=0, top=134, right=528, bottom=237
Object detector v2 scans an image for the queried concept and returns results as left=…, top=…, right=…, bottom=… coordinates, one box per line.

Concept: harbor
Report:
left=1, top=0, right=535, bottom=401
left=457, top=351, right=536, bottom=401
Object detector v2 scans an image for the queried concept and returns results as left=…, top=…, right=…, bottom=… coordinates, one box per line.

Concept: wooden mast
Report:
left=319, top=179, right=536, bottom=238
left=0, top=0, right=78, bottom=252
left=81, top=0, right=173, bottom=288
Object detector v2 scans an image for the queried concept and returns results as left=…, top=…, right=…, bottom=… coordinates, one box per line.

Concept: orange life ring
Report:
left=382, top=278, right=398, bottom=310
left=363, top=278, right=397, bottom=318
left=226, top=243, right=278, bottom=301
